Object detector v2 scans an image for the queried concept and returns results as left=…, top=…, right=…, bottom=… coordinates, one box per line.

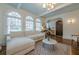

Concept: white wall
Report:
left=0, top=4, right=6, bottom=45
left=46, top=9, right=79, bottom=40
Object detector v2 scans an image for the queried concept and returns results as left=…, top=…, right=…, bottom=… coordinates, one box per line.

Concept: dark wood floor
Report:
left=52, top=36, right=79, bottom=55
left=27, top=40, right=71, bottom=55
left=27, top=36, right=79, bottom=55
left=0, top=46, right=6, bottom=55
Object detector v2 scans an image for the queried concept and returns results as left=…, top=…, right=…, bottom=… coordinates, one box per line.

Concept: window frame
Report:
left=7, top=11, right=22, bottom=34
left=25, top=16, right=34, bottom=31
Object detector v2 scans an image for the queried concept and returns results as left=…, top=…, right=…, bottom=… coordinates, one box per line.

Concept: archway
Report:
left=56, top=18, right=63, bottom=37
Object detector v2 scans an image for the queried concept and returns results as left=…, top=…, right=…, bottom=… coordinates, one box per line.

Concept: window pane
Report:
left=36, top=19, right=41, bottom=31
left=7, top=17, right=21, bottom=34
left=8, top=11, right=21, bottom=18
left=26, top=16, right=33, bottom=21
left=36, top=22, right=41, bottom=31
left=36, top=19, right=41, bottom=22
left=26, top=21, right=33, bottom=31
left=25, top=16, right=34, bottom=31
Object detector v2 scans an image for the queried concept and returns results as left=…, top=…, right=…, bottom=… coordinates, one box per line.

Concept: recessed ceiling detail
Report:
left=7, top=3, right=64, bottom=16
left=7, top=3, right=79, bottom=18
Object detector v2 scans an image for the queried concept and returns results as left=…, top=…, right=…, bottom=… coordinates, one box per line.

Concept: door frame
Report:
left=56, top=20, right=63, bottom=37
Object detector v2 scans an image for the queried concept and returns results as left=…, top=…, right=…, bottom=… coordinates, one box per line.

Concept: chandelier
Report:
left=42, top=3, right=56, bottom=10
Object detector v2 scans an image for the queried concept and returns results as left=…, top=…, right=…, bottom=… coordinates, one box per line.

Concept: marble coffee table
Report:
left=42, top=39, right=57, bottom=49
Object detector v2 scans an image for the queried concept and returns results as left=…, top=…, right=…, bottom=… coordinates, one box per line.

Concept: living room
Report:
left=0, top=3, right=79, bottom=55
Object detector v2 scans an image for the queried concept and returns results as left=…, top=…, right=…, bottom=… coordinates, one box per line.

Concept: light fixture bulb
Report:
left=43, top=3, right=46, bottom=8
left=42, top=3, right=55, bottom=10
left=51, top=4, right=54, bottom=9
left=67, top=20, right=71, bottom=23
left=67, top=18, right=75, bottom=24
left=72, top=19, right=75, bottom=23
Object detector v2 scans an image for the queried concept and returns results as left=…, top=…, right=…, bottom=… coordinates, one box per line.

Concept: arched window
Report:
left=25, top=16, right=34, bottom=31
left=8, top=11, right=21, bottom=18
left=7, top=11, right=22, bottom=34
left=36, top=18, right=42, bottom=31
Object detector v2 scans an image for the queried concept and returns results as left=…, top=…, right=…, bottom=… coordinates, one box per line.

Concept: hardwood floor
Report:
left=27, top=41, right=71, bottom=55
left=0, top=46, right=6, bottom=55
left=27, top=36, right=79, bottom=55
left=53, top=36, right=79, bottom=55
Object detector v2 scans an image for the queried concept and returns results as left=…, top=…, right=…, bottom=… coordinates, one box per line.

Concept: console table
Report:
left=71, top=34, right=79, bottom=55
left=72, top=34, right=79, bottom=47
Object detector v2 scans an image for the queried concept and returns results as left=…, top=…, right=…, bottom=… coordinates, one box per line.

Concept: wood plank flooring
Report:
left=27, top=36, right=79, bottom=55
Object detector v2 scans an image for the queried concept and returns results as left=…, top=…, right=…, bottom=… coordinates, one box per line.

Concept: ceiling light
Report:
left=43, top=3, right=46, bottom=8
left=42, top=3, right=56, bottom=10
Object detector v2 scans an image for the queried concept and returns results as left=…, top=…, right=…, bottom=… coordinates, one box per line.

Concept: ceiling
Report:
left=6, top=3, right=79, bottom=18
left=7, top=3, right=64, bottom=16
left=44, top=3, right=79, bottom=17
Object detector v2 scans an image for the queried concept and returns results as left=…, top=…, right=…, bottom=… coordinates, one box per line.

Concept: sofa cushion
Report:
left=7, top=37, right=35, bottom=54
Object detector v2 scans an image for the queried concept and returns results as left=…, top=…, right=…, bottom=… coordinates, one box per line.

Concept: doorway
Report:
left=56, top=20, right=63, bottom=37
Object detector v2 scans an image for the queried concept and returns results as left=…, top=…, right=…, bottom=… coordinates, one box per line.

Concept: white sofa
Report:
left=28, top=33, right=45, bottom=42
left=6, top=37, right=35, bottom=55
